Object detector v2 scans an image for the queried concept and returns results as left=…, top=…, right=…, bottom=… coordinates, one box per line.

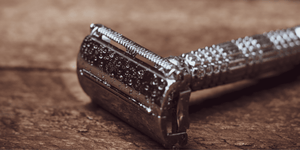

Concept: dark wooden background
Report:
left=1, top=0, right=300, bottom=149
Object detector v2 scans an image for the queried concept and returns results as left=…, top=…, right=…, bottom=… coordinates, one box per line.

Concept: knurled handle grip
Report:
left=180, top=26, right=300, bottom=91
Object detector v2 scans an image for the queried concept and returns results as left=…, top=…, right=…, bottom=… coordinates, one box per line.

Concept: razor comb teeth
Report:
left=94, top=24, right=174, bottom=70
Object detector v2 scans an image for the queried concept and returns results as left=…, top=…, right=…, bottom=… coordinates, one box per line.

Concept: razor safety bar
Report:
left=77, top=24, right=300, bottom=148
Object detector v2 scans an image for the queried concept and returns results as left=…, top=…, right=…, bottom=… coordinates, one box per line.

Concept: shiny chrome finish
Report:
left=183, top=26, right=300, bottom=91
left=77, top=24, right=190, bottom=148
left=77, top=24, right=300, bottom=148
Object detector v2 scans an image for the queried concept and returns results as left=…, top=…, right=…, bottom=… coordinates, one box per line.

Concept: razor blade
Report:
left=77, top=24, right=300, bottom=148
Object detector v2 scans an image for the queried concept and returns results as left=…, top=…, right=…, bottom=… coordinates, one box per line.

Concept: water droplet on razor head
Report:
left=103, top=80, right=107, bottom=85
left=137, top=69, right=143, bottom=74
left=146, top=107, right=152, bottom=113
left=145, top=85, right=149, bottom=91
left=152, top=90, right=157, bottom=97
left=151, top=79, right=158, bottom=86
left=128, top=79, right=132, bottom=86
left=158, top=85, right=164, bottom=90
left=125, top=70, right=129, bottom=76
left=103, top=47, right=108, bottom=53
left=116, top=61, right=122, bottom=67
left=99, top=54, right=103, bottom=59
left=110, top=73, right=114, bottom=78
left=109, top=52, right=114, bottom=58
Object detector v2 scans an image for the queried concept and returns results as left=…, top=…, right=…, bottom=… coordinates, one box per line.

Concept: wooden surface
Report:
left=1, top=0, right=300, bottom=149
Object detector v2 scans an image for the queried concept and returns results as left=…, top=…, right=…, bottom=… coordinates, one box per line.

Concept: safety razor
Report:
left=77, top=24, right=300, bottom=148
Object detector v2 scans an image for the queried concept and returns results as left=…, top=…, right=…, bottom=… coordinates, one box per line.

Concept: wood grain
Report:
left=0, top=0, right=300, bottom=149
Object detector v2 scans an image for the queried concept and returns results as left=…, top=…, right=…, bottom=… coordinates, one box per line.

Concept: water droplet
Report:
left=116, top=61, right=122, bottom=67
left=129, top=89, right=133, bottom=94
left=109, top=52, right=114, bottom=58
left=118, top=69, right=122, bottom=74
left=103, top=48, right=108, bottom=53
left=146, top=107, right=152, bottom=113
left=128, top=79, right=132, bottom=86
left=80, top=72, right=83, bottom=75
left=158, top=84, right=164, bottom=90
left=110, top=73, right=114, bottom=78
left=145, top=85, right=149, bottom=91
left=151, top=98, right=155, bottom=102
left=99, top=54, right=103, bottom=59
left=138, top=70, right=144, bottom=76
left=125, top=70, right=129, bottom=76
left=136, top=79, right=140, bottom=85
left=151, top=79, right=158, bottom=86
left=126, top=64, right=130, bottom=68
left=152, top=90, right=157, bottom=97
left=131, top=67, right=136, bottom=73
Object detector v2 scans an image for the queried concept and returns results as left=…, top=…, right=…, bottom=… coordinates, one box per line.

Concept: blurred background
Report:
left=0, top=0, right=300, bottom=149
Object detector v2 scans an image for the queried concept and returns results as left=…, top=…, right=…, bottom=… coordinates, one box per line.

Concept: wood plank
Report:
left=0, top=0, right=300, bottom=148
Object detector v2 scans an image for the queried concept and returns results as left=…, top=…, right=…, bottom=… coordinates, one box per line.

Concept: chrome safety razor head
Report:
left=77, top=24, right=300, bottom=148
left=77, top=24, right=192, bottom=148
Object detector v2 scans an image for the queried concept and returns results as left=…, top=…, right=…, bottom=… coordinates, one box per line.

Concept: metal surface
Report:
left=77, top=24, right=300, bottom=148
left=180, top=26, right=300, bottom=90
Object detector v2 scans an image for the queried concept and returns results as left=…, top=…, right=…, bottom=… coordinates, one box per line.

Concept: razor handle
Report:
left=77, top=24, right=300, bottom=148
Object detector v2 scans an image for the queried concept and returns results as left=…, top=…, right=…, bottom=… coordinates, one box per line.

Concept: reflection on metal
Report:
left=77, top=24, right=300, bottom=148
left=295, top=26, right=300, bottom=38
